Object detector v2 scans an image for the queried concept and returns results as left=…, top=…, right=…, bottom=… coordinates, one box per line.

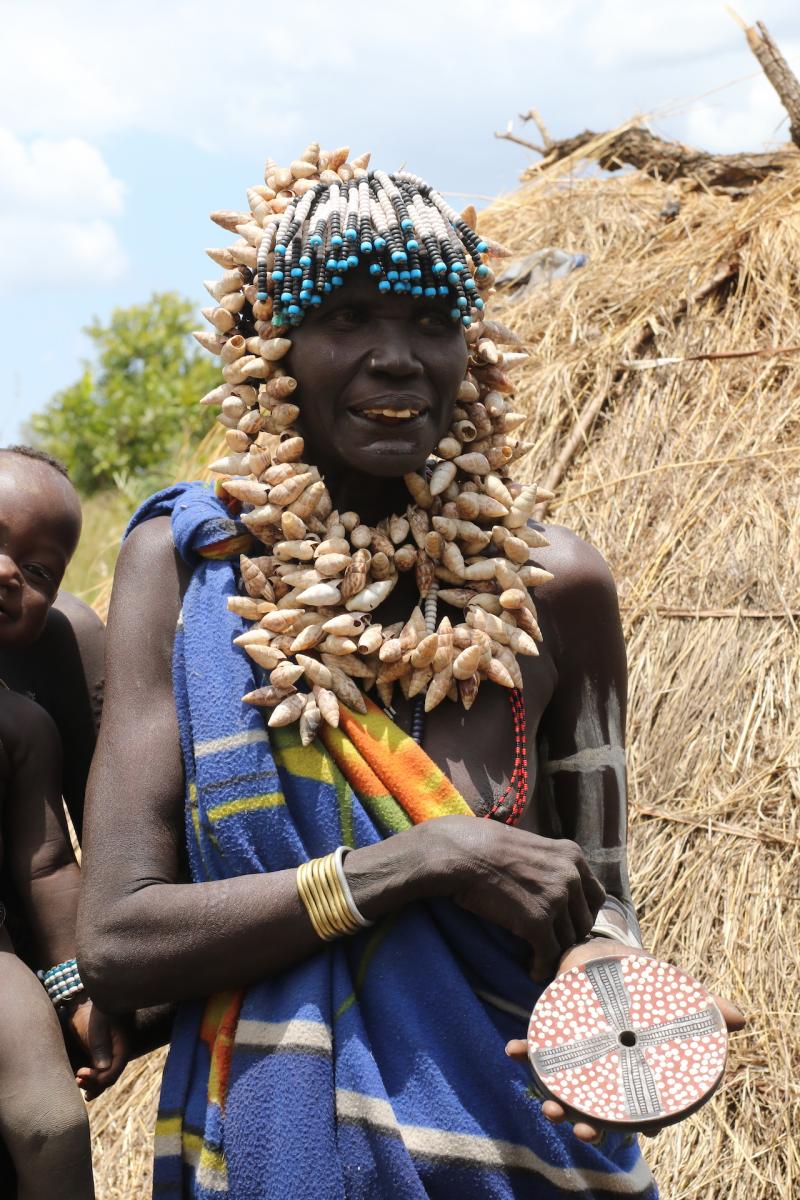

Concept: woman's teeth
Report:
left=360, top=407, right=416, bottom=421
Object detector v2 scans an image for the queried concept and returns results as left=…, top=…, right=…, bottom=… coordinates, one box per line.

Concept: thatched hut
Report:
left=88, top=134, right=799, bottom=1199
left=481, top=133, right=800, bottom=1199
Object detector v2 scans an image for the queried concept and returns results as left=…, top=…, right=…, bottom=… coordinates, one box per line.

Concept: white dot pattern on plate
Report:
left=527, top=954, right=727, bottom=1126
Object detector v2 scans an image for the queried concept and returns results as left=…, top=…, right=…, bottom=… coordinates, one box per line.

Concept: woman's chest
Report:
left=386, top=640, right=557, bottom=826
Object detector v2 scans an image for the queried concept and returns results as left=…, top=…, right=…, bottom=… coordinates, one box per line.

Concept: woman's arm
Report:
left=535, top=525, right=641, bottom=945
left=78, top=517, right=604, bottom=1013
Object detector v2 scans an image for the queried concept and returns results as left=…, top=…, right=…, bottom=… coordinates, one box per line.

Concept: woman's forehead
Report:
left=301, top=263, right=456, bottom=319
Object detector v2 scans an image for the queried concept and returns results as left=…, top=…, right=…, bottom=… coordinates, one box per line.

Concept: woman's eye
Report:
left=417, top=311, right=452, bottom=332
left=328, top=307, right=364, bottom=327
left=24, top=563, right=54, bottom=583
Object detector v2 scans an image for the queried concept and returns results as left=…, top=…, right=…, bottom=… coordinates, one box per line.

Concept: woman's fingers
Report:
left=566, top=873, right=597, bottom=941
left=543, top=1102, right=604, bottom=1144
left=543, top=1100, right=603, bottom=1144
left=505, top=1038, right=528, bottom=1061
left=564, top=842, right=606, bottom=913
left=573, top=1121, right=603, bottom=1143
left=552, top=909, right=578, bottom=956
left=714, top=995, right=745, bottom=1032
left=530, top=925, right=562, bottom=980
left=507, top=1037, right=605, bottom=1143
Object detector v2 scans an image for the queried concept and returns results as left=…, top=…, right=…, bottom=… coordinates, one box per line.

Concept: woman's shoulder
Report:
left=121, top=513, right=176, bottom=561
left=110, top=516, right=190, bottom=645
left=530, top=522, right=618, bottom=599
left=524, top=521, right=623, bottom=659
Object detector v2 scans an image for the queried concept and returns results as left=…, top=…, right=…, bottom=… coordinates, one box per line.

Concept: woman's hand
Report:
left=505, top=939, right=746, bottom=1143
left=418, top=816, right=606, bottom=978
left=66, top=997, right=129, bottom=1100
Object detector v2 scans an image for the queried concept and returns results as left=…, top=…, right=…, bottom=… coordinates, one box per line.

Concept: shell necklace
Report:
left=195, top=144, right=555, bottom=744
left=216, top=364, right=553, bottom=746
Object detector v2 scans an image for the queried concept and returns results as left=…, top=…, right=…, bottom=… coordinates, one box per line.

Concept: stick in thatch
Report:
left=499, top=19, right=800, bottom=187
left=728, top=9, right=800, bottom=147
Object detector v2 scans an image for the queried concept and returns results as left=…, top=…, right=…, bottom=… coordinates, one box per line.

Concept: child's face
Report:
left=0, top=456, right=81, bottom=648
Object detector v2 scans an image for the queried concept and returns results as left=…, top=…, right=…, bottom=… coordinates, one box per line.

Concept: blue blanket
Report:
left=130, top=483, right=656, bottom=1199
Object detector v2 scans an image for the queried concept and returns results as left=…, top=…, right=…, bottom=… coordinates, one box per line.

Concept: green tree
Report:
left=30, top=292, right=218, bottom=495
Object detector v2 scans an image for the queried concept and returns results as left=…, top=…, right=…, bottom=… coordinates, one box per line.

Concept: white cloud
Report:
left=2, top=0, right=796, bottom=155
left=578, top=0, right=799, bottom=70
left=0, top=130, right=126, bottom=291
left=0, top=0, right=797, bottom=293
left=578, top=0, right=735, bottom=70
left=0, top=0, right=578, bottom=146
left=0, top=130, right=124, bottom=217
left=681, top=59, right=798, bottom=152
left=1, top=216, right=127, bottom=290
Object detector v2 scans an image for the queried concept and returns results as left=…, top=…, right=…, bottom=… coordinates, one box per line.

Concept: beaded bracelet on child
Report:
left=296, top=846, right=373, bottom=941
left=38, top=958, right=85, bottom=1007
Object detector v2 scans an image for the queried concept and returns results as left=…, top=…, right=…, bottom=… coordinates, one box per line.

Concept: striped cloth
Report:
left=128, top=484, right=656, bottom=1200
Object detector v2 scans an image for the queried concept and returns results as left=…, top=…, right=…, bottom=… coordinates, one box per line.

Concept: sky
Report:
left=1, top=0, right=799, bottom=442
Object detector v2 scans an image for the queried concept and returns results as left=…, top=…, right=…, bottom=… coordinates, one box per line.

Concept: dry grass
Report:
left=481, top=135, right=800, bottom=1198
left=65, top=427, right=221, bottom=623
left=87, top=132, right=799, bottom=1197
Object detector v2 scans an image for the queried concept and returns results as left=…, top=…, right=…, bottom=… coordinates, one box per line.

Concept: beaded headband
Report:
left=195, top=143, right=553, bottom=741
left=257, top=166, right=490, bottom=328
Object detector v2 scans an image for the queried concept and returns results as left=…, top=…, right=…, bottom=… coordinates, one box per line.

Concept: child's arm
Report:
left=1, top=693, right=127, bottom=1094
left=2, top=694, right=78, bottom=966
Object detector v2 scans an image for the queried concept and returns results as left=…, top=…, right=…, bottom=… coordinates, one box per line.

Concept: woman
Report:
left=79, top=147, right=737, bottom=1198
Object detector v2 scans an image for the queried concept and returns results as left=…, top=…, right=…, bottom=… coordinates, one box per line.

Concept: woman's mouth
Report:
left=357, top=406, right=420, bottom=425
left=349, top=398, right=430, bottom=428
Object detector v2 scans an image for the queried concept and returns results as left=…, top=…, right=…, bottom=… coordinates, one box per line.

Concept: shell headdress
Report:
left=196, top=143, right=553, bottom=744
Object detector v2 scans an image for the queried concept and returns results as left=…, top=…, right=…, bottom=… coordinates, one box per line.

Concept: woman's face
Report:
left=285, top=266, right=469, bottom=478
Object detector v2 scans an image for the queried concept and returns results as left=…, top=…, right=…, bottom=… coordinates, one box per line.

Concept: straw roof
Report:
left=480, top=134, right=800, bottom=1199
left=88, top=132, right=799, bottom=1198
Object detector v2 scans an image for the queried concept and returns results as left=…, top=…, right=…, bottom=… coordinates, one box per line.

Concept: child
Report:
left=0, top=445, right=105, bottom=841
left=0, top=447, right=126, bottom=1199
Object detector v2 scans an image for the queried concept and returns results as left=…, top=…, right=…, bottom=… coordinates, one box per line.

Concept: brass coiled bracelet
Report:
left=296, top=846, right=373, bottom=941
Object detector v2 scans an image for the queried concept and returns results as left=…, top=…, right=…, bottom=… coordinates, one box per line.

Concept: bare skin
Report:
left=0, top=453, right=100, bottom=840
left=0, top=593, right=104, bottom=842
left=79, top=269, right=743, bottom=1146
left=0, top=693, right=127, bottom=1200
left=0, top=452, right=132, bottom=1196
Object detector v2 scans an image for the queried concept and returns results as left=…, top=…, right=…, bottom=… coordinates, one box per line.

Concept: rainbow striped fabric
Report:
left=129, top=484, right=656, bottom=1200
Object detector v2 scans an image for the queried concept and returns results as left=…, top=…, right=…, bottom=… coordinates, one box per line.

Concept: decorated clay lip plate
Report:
left=527, top=953, right=728, bottom=1132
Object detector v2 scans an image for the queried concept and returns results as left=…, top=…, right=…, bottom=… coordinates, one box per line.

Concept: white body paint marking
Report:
left=543, top=745, right=626, bottom=775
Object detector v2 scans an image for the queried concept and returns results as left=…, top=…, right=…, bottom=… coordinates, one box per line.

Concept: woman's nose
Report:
left=367, top=332, right=423, bottom=378
left=0, top=555, right=20, bottom=588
